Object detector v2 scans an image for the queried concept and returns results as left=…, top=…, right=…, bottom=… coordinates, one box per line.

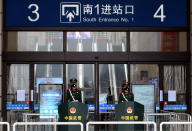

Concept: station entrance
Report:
left=2, top=0, right=190, bottom=130
left=3, top=32, right=189, bottom=131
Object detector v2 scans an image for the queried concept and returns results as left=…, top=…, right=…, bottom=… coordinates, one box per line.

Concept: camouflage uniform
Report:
left=67, top=78, right=82, bottom=102
left=67, top=88, right=82, bottom=102
left=118, top=81, right=134, bottom=103
left=118, top=91, right=134, bottom=103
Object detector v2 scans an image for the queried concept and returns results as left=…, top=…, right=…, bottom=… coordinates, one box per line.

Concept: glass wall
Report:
left=66, top=64, right=95, bottom=103
left=34, top=64, right=63, bottom=104
left=67, top=32, right=126, bottom=52
left=66, top=64, right=95, bottom=120
left=35, top=64, right=63, bottom=78
left=130, top=64, right=159, bottom=113
left=163, top=65, right=186, bottom=105
left=7, top=31, right=187, bottom=52
left=130, top=64, right=159, bottom=84
left=7, top=32, right=63, bottom=51
left=7, top=64, right=30, bottom=125
left=98, top=64, right=127, bottom=131
left=99, top=64, right=127, bottom=122
left=33, top=64, right=63, bottom=131
left=130, top=32, right=187, bottom=52
left=99, top=64, right=128, bottom=105
left=7, top=64, right=30, bottom=103
left=4, top=30, right=189, bottom=128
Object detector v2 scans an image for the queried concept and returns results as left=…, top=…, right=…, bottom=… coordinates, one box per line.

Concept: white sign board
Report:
left=17, top=90, right=25, bottom=101
left=168, top=90, right=176, bottom=102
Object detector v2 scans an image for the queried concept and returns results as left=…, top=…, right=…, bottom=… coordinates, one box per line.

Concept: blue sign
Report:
left=164, top=105, right=187, bottom=111
left=155, top=104, right=187, bottom=111
left=88, top=104, right=115, bottom=112
left=6, top=104, right=38, bottom=111
left=156, top=104, right=160, bottom=111
left=6, top=0, right=187, bottom=27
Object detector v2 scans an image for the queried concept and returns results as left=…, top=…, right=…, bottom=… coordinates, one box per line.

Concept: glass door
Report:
left=33, top=64, right=63, bottom=131
left=66, top=64, right=95, bottom=120
left=98, top=64, right=128, bottom=131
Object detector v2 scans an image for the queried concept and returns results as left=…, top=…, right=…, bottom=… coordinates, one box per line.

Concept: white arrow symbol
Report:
left=67, top=12, right=75, bottom=22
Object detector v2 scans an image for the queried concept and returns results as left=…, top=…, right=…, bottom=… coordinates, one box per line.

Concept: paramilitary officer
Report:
left=118, top=82, right=134, bottom=103
left=67, top=78, right=82, bottom=102
left=121, top=80, right=129, bottom=92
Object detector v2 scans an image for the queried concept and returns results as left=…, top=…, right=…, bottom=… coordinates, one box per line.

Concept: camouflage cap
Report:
left=125, top=82, right=129, bottom=86
left=70, top=78, right=77, bottom=83
left=122, top=80, right=129, bottom=86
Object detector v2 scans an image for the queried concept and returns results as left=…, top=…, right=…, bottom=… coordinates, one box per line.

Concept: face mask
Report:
left=71, top=84, right=77, bottom=89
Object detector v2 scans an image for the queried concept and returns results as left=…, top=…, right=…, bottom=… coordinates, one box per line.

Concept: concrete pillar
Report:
left=190, top=1, right=192, bottom=114
left=0, top=0, right=2, bottom=121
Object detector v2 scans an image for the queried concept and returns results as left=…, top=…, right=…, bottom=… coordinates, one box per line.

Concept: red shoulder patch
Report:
left=120, top=92, right=123, bottom=94
left=130, top=92, right=133, bottom=95
left=67, top=88, right=71, bottom=90
left=77, top=88, right=81, bottom=90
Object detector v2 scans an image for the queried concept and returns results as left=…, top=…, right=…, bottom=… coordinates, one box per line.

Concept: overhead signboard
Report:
left=6, top=0, right=187, bottom=27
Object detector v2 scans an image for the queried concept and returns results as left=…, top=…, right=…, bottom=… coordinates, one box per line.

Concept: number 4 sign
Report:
left=153, top=4, right=166, bottom=22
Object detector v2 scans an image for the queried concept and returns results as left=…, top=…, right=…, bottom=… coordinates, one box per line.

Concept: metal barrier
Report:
left=23, top=113, right=58, bottom=131
left=86, top=121, right=157, bottom=131
left=145, top=113, right=177, bottom=131
left=0, top=122, right=10, bottom=131
left=145, top=112, right=192, bottom=131
left=23, top=113, right=58, bottom=121
left=160, top=122, right=192, bottom=131
left=145, top=113, right=191, bottom=122
left=144, top=113, right=176, bottom=121
left=175, top=113, right=191, bottom=122
left=8, top=113, right=191, bottom=131
left=13, top=122, right=83, bottom=131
